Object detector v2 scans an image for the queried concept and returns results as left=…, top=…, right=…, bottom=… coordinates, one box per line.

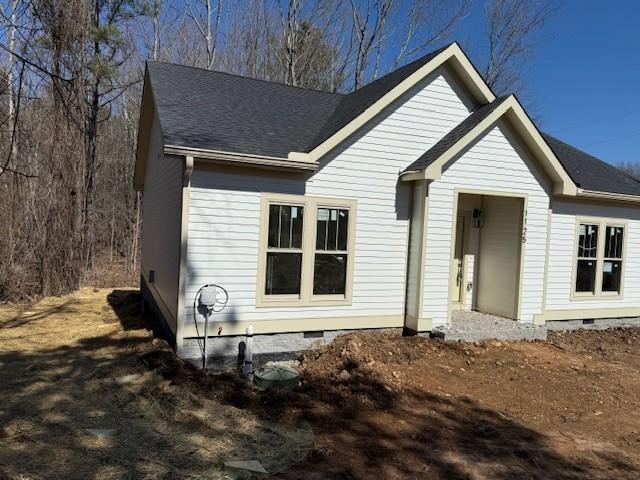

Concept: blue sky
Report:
left=460, top=0, right=640, bottom=166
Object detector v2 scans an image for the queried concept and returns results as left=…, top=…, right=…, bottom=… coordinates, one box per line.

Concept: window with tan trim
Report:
left=257, top=193, right=356, bottom=307
left=573, top=218, right=626, bottom=298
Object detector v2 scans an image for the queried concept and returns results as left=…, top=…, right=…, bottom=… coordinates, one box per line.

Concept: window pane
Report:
left=602, top=260, right=622, bottom=292
left=337, top=209, right=349, bottom=251
left=604, top=226, right=624, bottom=259
left=316, top=208, right=349, bottom=251
left=265, top=253, right=302, bottom=295
left=279, top=205, right=292, bottom=248
left=578, top=224, right=598, bottom=258
left=268, top=205, right=280, bottom=248
left=313, top=254, right=347, bottom=295
left=316, top=208, right=328, bottom=250
left=576, top=259, right=597, bottom=293
left=291, top=206, right=304, bottom=248
left=268, top=204, right=303, bottom=249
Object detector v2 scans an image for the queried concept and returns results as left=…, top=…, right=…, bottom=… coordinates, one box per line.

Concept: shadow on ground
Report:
left=0, top=288, right=311, bottom=480
left=143, top=337, right=640, bottom=480
left=2, top=288, right=638, bottom=479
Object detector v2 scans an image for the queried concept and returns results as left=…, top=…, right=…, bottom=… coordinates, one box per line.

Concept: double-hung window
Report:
left=265, top=204, right=304, bottom=295
left=573, top=219, right=626, bottom=298
left=258, top=194, right=356, bottom=306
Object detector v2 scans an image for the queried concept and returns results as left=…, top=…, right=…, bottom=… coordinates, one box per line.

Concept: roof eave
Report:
left=574, top=188, right=640, bottom=204
left=164, top=145, right=319, bottom=172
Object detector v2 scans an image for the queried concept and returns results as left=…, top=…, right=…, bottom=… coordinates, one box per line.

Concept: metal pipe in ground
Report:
left=244, top=325, right=254, bottom=381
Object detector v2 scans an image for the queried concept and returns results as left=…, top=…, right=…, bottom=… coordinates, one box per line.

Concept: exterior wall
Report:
left=140, top=109, right=183, bottom=334
left=183, top=67, right=474, bottom=339
left=423, top=120, right=551, bottom=326
left=545, top=199, right=640, bottom=312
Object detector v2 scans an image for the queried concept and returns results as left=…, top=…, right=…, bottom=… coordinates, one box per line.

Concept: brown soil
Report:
left=2, top=290, right=640, bottom=479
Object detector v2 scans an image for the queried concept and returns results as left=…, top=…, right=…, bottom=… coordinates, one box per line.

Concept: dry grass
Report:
left=0, top=288, right=313, bottom=479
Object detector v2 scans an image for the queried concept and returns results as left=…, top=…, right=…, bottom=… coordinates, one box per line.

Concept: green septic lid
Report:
left=253, top=365, right=300, bottom=390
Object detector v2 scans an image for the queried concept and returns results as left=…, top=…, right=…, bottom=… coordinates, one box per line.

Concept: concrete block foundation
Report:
left=545, top=317, right=640, bottom=331
left=178, top=328, right=403, bottom=371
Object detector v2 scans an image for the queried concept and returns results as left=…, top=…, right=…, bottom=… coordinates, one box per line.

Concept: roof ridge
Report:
left=146, top=60, right=346, bottom=97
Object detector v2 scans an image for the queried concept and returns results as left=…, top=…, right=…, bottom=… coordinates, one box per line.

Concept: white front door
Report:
left=450, top=214, right=466, bottom=306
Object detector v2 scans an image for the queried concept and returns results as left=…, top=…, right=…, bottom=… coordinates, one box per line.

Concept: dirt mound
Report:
left=300, top=331, right=485, bottom=393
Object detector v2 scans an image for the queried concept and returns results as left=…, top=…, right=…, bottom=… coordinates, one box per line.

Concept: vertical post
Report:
left=244, top=325, right=254, bottom=381
left=202, top=311, right=209, bottom=370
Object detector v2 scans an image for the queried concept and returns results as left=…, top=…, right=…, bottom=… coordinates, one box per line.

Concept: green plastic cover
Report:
left=253, top=365, right=300, bottom=390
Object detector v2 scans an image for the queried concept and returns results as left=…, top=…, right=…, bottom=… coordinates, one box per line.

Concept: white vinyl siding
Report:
left=423, top=121, right=551, bottom=326
left=184, top=68, right=474, bottom=328
left=140, top=110, right=183, bottom=332
left=546, top=200, right=640, bottom=309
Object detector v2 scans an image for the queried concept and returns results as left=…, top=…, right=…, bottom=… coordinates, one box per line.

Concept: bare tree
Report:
left=483, top=0, right=557, bottom=96
left=185, top=0, right=223, bottom=69
left=392, top=0, right=471, bottom=68
left=618, top=162, right=640, bottom=181
left=348, top=0, right=393, bottom=90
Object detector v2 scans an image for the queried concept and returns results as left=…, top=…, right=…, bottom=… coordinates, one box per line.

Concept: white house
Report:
left=134, top=43, right=640, bottom=362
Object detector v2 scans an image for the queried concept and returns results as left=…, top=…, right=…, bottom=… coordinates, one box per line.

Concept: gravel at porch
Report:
left=431, top=310, right=547, bottom=341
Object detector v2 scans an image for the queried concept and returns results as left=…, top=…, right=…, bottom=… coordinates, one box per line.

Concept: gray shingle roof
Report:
left=147, top=45, right=447, bottom=159
left=145, top=48, right=640, bottom=198
left=147, top=62, right=342, bottom=158
left=542, top=134, right=640, bottom=196
left=403, top=96, right=510, bottom=173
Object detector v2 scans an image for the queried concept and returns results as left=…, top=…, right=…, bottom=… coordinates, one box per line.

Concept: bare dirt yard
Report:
left=2, top=289, right=640, bottom=479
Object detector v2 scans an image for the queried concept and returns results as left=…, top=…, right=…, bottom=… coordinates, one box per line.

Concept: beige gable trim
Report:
left=400, top=96, right=578, bottom=197
left=296, top=43, right=496, bottom=163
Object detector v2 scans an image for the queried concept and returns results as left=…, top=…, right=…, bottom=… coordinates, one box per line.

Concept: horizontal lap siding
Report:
left=423, top=122, right=550, bottom=325
left=546, top=200, right=640, bottom=310
left=184, top=69, right=472, bottom=328
left=141, top=112, right=183, bottom=329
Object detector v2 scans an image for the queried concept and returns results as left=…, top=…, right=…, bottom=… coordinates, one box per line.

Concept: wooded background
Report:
left=0, top=0, right=634, bottom=302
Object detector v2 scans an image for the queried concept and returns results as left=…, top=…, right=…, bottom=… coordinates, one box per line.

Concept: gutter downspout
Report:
left=176, top=155, right=194, bottom=352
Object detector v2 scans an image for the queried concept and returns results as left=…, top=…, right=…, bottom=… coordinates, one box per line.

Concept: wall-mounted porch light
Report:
left=472, top=208, right=484, bottom=228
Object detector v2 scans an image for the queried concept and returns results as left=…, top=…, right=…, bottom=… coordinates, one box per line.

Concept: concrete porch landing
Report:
left=431, top=310, right=547, bottom=342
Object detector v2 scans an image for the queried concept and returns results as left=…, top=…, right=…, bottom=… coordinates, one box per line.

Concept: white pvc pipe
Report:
left=244, top=325, right=254, bottom=381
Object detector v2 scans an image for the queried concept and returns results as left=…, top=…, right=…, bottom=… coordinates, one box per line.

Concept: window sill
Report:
left=256, top=296, right=352, bottom=308
left=570, top=292, right=624, bottom=301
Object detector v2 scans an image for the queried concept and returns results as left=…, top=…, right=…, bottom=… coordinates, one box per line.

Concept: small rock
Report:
left=391, top=371, right=399, bottom=379
left=0, top=423, right=19, bottom=438
left=224, top=460, right=268, bottom=474
left=338, top=369, right=351, bottom=381
left=86, top=428, right=116, bottom=439
left=115, top=373, right=141, bottom=385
